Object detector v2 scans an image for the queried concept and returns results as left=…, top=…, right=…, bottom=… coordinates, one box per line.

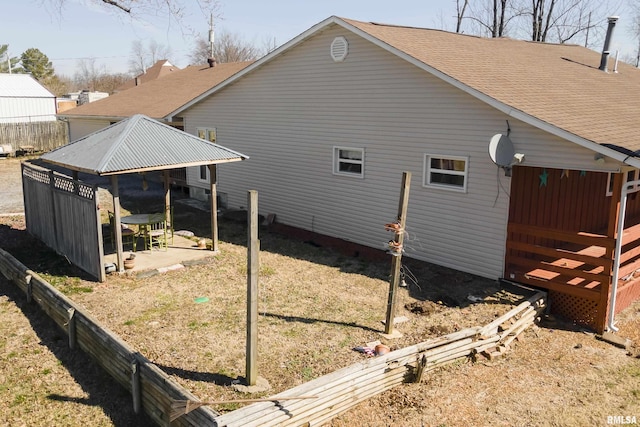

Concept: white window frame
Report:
left=196, top=127, right=217, bottom=183
left=423, top=154, right=469, bottom=192
left=196, top=127, right=217, bottom=143
left=199, top=165, right=209, bottom=183
left=333, top=146, right=364, bottom=178
left=607, top=170, right=640, bottom=196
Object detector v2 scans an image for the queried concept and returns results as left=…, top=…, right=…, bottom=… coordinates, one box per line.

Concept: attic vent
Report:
left=330, top=36, right=348, bottom=62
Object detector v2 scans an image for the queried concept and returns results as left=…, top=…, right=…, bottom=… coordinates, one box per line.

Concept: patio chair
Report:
left=146, top=214, right=168, bottom=251
left=108, top=211, right=137, bottom=251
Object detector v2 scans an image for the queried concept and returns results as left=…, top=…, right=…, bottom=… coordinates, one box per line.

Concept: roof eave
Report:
left=97, top=157, right=248, bottom=176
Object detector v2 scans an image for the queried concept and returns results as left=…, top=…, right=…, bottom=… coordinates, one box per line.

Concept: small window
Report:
left=197, top=127, right=217, bottom=143
left=333, top=147, right=364, bottom=178
left=199, top=165, right=208, bottom=182
left=607, top=170, right=640, bottom=196
left=424, top=154, right=468, bottom=192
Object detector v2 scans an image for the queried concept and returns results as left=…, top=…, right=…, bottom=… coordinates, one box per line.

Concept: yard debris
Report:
left=353, top=346, right=376, bottom=356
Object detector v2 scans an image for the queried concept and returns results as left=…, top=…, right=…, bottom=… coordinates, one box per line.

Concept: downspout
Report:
left=608, top=178, right=640, bottom=331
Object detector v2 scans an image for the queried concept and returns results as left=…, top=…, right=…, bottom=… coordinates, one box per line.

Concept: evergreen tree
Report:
left=0, top=44, right=20, bottom=73
left=16, top=48, right=55, bottom=81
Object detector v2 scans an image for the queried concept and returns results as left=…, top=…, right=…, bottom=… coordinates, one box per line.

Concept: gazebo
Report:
left=35, top=114, right=248, bottom=277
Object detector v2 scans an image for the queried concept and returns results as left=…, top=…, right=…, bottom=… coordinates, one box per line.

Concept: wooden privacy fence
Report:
left=22, top=162, right=104, bottom=281
left=0, top=120, right=68, bottom=153
left=0, top=247, right=218, bottom=427
left=0, top=244, right=547, bottom=426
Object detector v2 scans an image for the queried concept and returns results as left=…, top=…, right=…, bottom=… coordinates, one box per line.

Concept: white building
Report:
left=0, top=73, right=56, bottom=123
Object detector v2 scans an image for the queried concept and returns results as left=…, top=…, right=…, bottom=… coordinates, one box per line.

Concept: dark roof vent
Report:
left=599, top=16, right=618, bottom=72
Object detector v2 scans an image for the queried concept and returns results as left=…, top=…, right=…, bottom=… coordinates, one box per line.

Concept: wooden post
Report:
left=111, top=175, right=124, bottom=272
left=131, top=359, right=141, bottom=414
left=163, top=170, right=171, bottom=232
left=26, top=275, right=32, bottom=303
left=384, top=172, right=411, bottom=336
left=246, top=190, right=259, bottom=386
left=67, top=308, right=76, bottom=350
left=209, top=164, right=218, bottom=252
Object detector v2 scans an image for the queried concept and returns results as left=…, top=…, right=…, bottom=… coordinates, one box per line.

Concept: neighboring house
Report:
left=114, top=59, right=180, bottom=93
left=0, top=73, right=56, bottom=123
left=58, top=62, right=251, bottom=142
left=171, top=16, right=640, bottom=332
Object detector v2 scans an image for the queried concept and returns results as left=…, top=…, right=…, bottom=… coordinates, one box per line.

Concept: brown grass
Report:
left=1, top=183, right=639, bottom=426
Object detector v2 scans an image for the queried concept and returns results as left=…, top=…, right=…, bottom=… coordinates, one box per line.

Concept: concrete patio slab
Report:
left=103, top=234, right=216, bottom=276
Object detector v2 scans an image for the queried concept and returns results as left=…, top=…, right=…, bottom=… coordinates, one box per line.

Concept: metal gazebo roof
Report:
left=41, top=114, right=248, bottom=175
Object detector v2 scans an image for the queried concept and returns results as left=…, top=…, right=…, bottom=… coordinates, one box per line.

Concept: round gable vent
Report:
left=330, top=36, right=348, bottom=62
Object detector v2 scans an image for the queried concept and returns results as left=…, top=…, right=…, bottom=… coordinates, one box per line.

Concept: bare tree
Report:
left=459, top=0, right=521, bottom=38
left=456, top=0, right=470, bottom=33
left=74, top=58, right=129, bottom=93
left=631, top=1, right=640, bottom=66
left=128, top=40, right=172, bottom=75
left=189, top=31, right=263, bottom=64
left=45, top=0, right=221, bottom=38
left=457, top=0, right=616, bottom=47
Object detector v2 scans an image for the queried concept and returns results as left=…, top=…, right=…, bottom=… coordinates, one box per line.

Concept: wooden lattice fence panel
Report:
left=548, top=290, right=598, bottom=329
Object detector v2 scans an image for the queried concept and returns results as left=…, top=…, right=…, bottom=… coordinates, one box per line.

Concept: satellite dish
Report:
left=489, top=134, right=516, bottom=167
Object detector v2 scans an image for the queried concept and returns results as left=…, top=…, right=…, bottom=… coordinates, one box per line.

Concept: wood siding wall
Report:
left=0, top=120, right=68, bottom=152
left=22, top=162, right=105, bottom=281
left=182, top=24, right=622, bottom=280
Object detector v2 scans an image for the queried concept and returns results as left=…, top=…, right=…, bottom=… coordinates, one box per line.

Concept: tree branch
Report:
left=101, top=0, right=131, bottom=13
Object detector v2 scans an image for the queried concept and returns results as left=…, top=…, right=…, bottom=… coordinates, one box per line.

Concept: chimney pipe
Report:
left=134, top=77, right=140, bottom=86
left=207, top=57, right=217, bottom=68
left=599, top=16, right=618, bottom=72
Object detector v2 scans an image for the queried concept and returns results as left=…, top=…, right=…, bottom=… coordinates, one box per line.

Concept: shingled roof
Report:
left=342, top=18, right=640, bottom=154
left=59, top=62, right=251, bottom=120
left=115, top=59, right=180, bottom=92
left=174, top=16, right=640, bottom=162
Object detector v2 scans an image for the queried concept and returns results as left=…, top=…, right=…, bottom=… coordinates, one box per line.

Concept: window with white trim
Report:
left=607, top=170, right=640, bottom=196
left=424, top=154, right=468, bottom=192
left=197, top=127, right=217, bottom=143
left=333, top=147, right=364, bottom=178
left=196, top=127, right=217, bottom=182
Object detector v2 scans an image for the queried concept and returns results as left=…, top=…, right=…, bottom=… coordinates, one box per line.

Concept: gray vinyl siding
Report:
left=67, top=118, right=111, bottom=142
left=182, top=24, right=615, bottom=279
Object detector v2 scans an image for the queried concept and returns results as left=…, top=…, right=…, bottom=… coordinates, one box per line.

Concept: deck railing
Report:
left=505, top=223, right=614, bottom=301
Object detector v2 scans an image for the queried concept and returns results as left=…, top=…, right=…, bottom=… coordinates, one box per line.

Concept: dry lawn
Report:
left=1, top=193, right=639, bottom=426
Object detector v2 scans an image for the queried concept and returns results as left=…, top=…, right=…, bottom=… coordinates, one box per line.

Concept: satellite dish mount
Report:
left=488, top=132, right=525, bottom=177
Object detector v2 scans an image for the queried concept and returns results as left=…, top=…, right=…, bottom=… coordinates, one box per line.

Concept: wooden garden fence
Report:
left=0, top=248, right=217, bottom=427
left=0, top=245, right=547, bottom=426
left=0, top=120, right=68, bottom=153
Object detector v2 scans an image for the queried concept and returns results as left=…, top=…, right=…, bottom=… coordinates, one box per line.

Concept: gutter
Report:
left=608, top=178, right=640, bottom=331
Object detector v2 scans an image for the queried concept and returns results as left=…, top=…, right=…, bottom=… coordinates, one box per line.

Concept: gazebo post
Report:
left=163, top=170, right=171, bottom=238
left=111, top=175, right=125, bottom=272
left=208, top=164, right=218, bottom=252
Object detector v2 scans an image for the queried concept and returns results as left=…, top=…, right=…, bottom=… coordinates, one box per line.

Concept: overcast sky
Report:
left=4, top=0, right=638, bottom=77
